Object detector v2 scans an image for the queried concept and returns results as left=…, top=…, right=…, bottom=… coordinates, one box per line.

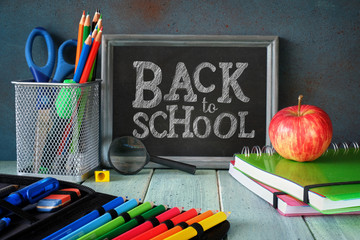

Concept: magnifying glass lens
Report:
left=108, top=137, right=148, bottom=175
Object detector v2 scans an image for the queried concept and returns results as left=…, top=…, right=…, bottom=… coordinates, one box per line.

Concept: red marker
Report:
left=112, top=206, right=183, bottom=240
left=131, top=208, right=200, bottom=240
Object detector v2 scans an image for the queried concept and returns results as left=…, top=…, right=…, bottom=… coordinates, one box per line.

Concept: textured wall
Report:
left=1, top=0, right=359, bottom=160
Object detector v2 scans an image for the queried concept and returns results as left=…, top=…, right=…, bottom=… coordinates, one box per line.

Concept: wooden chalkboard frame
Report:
left=101, top=34, right=278, bottom=169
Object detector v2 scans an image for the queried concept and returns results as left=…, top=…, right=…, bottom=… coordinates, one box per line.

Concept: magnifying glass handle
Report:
left=150, top=155, right=196, bottom=175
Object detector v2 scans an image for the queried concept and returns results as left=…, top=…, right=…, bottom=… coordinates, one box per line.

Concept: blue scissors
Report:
left=25, top=27, right=77, bottom=83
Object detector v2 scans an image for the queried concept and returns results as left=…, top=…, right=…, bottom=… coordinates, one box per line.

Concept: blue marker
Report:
left=0, top=217, right=11, bottom=232
left=43, top=196, right=127, bottom=240
left=60, top=198, right=139, bottom=240
left=0, top=177, right=59, bottom=216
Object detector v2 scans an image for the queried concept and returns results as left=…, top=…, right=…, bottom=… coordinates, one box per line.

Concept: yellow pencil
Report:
left=164, top=211, right=230, bottom=240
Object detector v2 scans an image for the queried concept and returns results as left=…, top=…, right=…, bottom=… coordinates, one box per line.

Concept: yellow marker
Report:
left=164, top=211, right=230, bottom=240
left=95, top=170, right=110, bottom=182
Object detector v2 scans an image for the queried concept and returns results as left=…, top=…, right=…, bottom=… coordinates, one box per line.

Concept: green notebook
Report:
left=234, top=148, right=360, bottom=214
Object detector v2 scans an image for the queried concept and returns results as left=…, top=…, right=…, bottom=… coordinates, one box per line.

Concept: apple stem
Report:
left=298, top=95, right=303, bottom=116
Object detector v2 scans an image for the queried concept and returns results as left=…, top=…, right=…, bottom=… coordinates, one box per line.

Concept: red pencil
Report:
left=75, top=10, right=85, bottom=72
left=112, top=207, right=183, bottom=240
left=131, top=208, right=200, bottom=240
left=79, top=27, right=102, bottom=83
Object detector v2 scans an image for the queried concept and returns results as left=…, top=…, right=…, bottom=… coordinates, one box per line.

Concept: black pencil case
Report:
left=0, top=174, right=230, bottom=240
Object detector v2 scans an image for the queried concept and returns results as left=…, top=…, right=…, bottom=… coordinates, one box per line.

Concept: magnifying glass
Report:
left=108, top=136, right=196, bottom=175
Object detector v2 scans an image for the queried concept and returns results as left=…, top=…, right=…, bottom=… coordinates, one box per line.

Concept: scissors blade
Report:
left=52, top=39, right=77, bottom=83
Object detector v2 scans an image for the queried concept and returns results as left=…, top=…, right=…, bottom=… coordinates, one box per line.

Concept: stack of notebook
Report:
left=229, top=147, right=360, bottom=216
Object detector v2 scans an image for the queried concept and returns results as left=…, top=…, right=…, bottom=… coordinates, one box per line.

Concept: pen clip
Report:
left=26, top=178, right=60, bottom=203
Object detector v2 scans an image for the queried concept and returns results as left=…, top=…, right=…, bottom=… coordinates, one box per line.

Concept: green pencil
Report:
left=83, top=12, right=91, bottom=44
left=78, top=201, right=154, bottom=240
left=95, top=204, right=167, bottom=240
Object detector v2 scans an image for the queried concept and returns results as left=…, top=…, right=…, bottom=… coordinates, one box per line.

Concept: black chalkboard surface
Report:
left=101, top=35, right=278, bottom=168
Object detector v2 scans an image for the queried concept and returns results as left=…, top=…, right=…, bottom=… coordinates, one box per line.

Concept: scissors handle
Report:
left=52, top=39, right=77, bottom=83
left=25, top=27, right=55, bottom=83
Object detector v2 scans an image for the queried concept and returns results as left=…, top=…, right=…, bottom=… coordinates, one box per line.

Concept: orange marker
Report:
left=79, top=27, right=102, bottom=83
left=132, top=208, right=201, bottom=240
left=75, top=10, right=85, bottom=72
left=150, top=210, right=216, bottom=240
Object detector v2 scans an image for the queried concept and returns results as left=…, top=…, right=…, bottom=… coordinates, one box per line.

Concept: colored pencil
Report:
left=95, top=205, right=167, bottom=240
left=91, top=9, right=100, bottom=31
left=60, top=198, right=139, bottom=240
left=112, top=207, right=183, bottom=240
left=83, top=12, right=91, bottom=45
left=96, top=16, right=102, bottom=32
left=75, top=10, right=85, bottom=72
left=87, top=25, right=99, bottom=82
left=132, top=208, right=201, bottom=240
left=79, top=27, right=102, bottom=84
left=78, top=202, right=154, bottom=240
left=73, top=33, right=92, bottom=83
left=43, top=196, right=127, bottom=240
left=150, top=210, right=216, bottom=240
left=89, top=14, right=101, bottom=81
left=163, top=211, right=230, bottom=240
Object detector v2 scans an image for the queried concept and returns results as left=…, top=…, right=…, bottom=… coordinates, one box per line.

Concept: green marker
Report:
left=96, top=204, right=167, bottom=240
left=78, top=202, right=154, bottom=240
left=55, top=79, right=81, bottom=119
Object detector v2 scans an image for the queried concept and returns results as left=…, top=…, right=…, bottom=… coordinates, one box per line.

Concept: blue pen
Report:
left=60, top=198, right=139, bottom=240
left=0, top=217, right=10, bottom=232
left=43, top=196, right=127, bottom=240
left=0, top=177, right=59, bottom=216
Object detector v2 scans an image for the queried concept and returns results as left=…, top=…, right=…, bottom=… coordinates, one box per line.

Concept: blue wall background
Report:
left=1, top=0, right=359, bottom=161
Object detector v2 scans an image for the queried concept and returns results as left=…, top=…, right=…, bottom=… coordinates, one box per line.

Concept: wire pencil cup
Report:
left=12, top=79, right=100, bottom=182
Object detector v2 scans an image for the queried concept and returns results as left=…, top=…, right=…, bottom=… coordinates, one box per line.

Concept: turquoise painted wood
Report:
left=218, top=170, right=314, bottom=240
left=0, top=161, right=17, bottom=175
left=143, top=169, right=220, bottom=211
left=305, top=215, right=360, bottom=240
left=82, top=169, right=153, bottom=200
left=2, top=161, right=360, bottom=239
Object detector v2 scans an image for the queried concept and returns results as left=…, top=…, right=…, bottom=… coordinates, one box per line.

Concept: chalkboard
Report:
left=101, top=35, right=278, bottom=169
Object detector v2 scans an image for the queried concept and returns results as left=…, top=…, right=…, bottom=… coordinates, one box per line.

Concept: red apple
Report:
left=269, top=95, right=333, bottom=162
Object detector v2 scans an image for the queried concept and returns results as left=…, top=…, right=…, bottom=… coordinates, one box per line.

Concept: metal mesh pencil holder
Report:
left=12, top=79, right=101, bottom=182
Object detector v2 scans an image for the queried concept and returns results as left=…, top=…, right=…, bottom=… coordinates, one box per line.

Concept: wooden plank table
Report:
left=1, top=161, right=360, bottom=239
